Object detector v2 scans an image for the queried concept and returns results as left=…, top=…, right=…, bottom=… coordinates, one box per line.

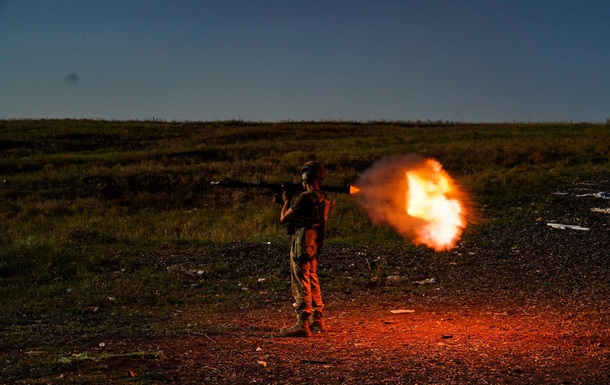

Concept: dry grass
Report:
left=1, top=119, right=609, bottom=383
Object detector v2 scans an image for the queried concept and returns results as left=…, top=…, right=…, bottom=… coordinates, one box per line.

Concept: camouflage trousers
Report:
left=290, top=228, right=324, bottom=318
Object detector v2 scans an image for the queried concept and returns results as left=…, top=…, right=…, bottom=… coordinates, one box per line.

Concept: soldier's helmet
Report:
left=300, top=161, right=326, bottom=183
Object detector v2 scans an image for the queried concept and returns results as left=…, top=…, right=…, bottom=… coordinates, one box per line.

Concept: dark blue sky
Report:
left=1, top=0, right=609, bottom=122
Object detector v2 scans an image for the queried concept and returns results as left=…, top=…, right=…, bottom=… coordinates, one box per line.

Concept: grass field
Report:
left=1, top=119, right=609, bottom=383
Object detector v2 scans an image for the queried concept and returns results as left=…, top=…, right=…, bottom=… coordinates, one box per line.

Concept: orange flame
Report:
left=353, top=154, right=470, bottom=251
left=406, top=159, right=465, bottom=251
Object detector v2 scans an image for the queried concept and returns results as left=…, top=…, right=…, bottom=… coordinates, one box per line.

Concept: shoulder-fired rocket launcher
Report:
left=210, top=179, right=357, bottom=195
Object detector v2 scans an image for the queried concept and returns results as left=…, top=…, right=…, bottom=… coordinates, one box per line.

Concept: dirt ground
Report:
left=13, top=295, right=610, bottom=384
left=4, top=182, right=610, bottom=384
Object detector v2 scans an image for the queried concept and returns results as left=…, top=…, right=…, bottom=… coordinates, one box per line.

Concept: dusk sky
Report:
left=1, top=1, right=609, bottom=122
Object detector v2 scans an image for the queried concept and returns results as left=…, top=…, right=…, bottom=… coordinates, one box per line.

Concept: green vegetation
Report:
left=1, top=119, right=609, bottom=334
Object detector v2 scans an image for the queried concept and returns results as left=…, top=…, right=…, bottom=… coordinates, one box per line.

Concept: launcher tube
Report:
left=210, top=179, right=352, bottom=195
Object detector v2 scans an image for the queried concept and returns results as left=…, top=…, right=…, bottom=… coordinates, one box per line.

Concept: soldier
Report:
left=278, top=161, right=333, bottom=337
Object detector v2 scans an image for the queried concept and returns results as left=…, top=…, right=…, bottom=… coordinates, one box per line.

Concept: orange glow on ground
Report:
left=151, top=302, right=610, bottom=384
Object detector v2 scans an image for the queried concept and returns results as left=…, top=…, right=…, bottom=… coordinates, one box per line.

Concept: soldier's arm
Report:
left=280, top=202, right=296, bottom=224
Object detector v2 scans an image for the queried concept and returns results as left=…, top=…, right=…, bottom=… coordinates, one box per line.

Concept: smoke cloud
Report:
left=353, top=153, right=473, bottom=251
left=353, top=154, right=428, bottom=241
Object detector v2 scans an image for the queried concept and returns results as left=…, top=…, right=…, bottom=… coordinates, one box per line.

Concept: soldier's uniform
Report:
left=280, top=161, right=332, bottom=337
left=289, top=189, right=328, bottom=320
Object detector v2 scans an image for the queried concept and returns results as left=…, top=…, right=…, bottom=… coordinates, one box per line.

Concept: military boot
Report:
left=280, top=316, right=311, bottom=337
left=310, top=311, right=328, bottom=332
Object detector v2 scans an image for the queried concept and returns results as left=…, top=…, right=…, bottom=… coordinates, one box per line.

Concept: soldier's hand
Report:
left=282, top=190, right=293, bottom=204
left=273, top=193, right=283, bottom=205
